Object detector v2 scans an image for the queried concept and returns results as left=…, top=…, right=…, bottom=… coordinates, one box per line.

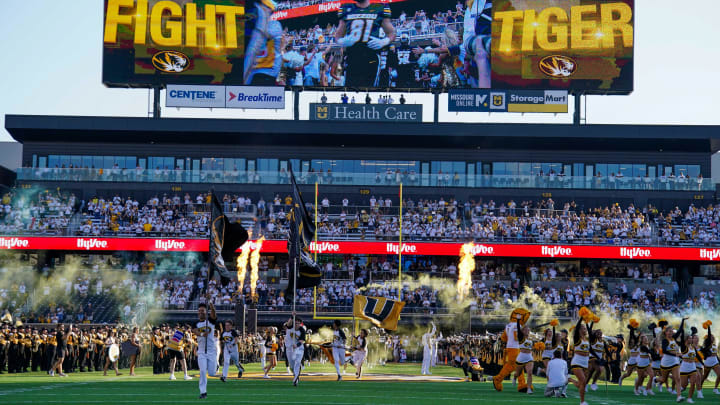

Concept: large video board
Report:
left=491, top=0, right=634, bottom=94
left=103, top=0, right=633, bottom=94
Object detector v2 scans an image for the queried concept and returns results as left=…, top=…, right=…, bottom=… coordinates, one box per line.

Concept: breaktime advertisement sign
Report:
left=103, top=0, right=633, bottom=93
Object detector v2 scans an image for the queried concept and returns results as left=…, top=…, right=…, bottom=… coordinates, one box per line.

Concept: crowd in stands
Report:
left=5, top=189, right=720, bottom=247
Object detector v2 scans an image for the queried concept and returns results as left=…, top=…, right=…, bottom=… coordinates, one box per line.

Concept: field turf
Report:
left=0, top=363, right=717, bottom=404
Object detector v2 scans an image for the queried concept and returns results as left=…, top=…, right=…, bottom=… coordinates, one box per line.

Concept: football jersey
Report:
left=196, top=316, right=221, bottom=354
left=333, top=329, right=346, bottom=348
left=505, top=322, right=519, bottom=349
left=222, top=330, right=239, bottom=352
left=396, top=44, right=415, bottom=68
left=338, top=4, right=392, bottom=47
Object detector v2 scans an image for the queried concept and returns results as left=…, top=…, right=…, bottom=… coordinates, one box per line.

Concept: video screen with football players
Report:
left=244, top=0, right=493, bottom=89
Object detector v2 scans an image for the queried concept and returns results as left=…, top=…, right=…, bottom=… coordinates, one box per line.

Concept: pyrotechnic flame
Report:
left=457, top=243, right=476, bottom=300
left=250, top=238, right=264, bottom=299
left=236, top=243, right=250, bottom=292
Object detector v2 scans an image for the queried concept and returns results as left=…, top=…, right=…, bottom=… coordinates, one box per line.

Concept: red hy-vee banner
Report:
left=2, top=236, right=720, bottom=261
left=271, top=0, right=408, bottom=21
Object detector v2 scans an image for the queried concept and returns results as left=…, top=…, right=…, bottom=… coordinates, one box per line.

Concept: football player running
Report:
left=335, top=0, right=396, bottom=88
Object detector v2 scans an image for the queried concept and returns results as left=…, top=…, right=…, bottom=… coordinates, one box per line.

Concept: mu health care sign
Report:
left=166, top=85, right=285, bottom=109
left=447, top=90, right=569, bottom=113
left=310, top=104, right=422, bottom=123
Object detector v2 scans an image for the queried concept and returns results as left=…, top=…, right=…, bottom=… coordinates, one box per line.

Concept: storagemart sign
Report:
left=310, top=103, right=422, bottom=123
left=448, top=89, right=568, bottom=113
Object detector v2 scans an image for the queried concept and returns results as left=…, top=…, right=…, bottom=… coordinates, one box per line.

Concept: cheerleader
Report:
left=540, top=321, right=559, bottom=376
left=648, top=322, right=663, bottom=391
left=263, top=327, right=278, bottom=379
left=700, top=321, right=720, bottom=394
left=657, top=318, right=686, bottom=397
left=569, top=317, right=597, bottom=405
left=128, top=326, right=141, bottom=377
left=514, top=319, right=535, bottom=394
left=678, top=326, right=701, bottom=403
left=634, top=333, right=655, bottom=396
left=587, top=328, right=607, bottom=391
left=619, top=320, right=640, bottom=387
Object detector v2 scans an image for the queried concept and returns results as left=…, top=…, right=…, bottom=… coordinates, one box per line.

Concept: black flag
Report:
left=209, top=193, right=249, bottom=286
left=285, top=168, right=322, bottom=297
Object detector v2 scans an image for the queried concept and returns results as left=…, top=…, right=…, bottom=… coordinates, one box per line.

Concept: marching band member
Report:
left=102, top=329, right=121, bottom=377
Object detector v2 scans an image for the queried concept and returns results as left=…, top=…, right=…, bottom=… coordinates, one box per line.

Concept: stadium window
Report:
left=38, top=156, right=46, bottom=168
left=518, top=162, right=531, bottom=176
left=492, top=162, right=505, bottom=175
left=687, top=165, right=700, bottom=177
left=82, top=156, right=92, bottom=168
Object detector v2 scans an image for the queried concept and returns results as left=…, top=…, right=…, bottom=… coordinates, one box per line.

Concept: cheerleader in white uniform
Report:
left=514, top=319, right=535, bottom=394
left=657, top=318, right=685, bottom=397
left=700, top=322, right=720, bottom=395
left=569, top=318, right=597, bottom=405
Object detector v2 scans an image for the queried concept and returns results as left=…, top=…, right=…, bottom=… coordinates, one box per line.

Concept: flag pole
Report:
left=313, top=182, right=318, bottom=318
left=398, top=183, right=403, bottom=301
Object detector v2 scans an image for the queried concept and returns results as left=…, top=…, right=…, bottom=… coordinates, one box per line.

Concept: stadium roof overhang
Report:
left=6, top=115, right=720, bottom=153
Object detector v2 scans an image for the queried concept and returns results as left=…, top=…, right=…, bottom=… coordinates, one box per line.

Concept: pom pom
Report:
left=550, top=319, right=559, bottom=327
left=534, top=342, right=546, bottom=351
left=703, top=320, right=712, bottom=330
left=592, top=315, right=600, bottom=324
left=648, top=322, right=657, bottom=331
left=578, top=307, right=591, bottom=318
left=629, top=319, right=639, bottom=329
left=691, top=327, right=698, bottom=336
left=658, top=320, right=668, bottom=329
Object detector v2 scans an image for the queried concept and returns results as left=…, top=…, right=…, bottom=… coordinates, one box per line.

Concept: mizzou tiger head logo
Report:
left=539, top=55, right=577, bottom=78
left=152, top=51, right=189, bottom=73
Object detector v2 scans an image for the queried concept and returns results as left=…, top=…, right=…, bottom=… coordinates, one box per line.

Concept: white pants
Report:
left=421, top=347, right=432, bottom=374
left=289, top=346, right=304, bottom=379
left=198, top=352, right=218, bottom=394
left=222, top=349, right=239, bottom=378
left=260, top=345, right=266, bottom=370
left=333, top=347, right=346, bottom=375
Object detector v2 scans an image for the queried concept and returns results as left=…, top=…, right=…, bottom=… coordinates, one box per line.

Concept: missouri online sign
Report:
left=310, top=104, right=423, bottom=123
left=448, top=89, right=568, bottom=113
left=103, top=0, right=246, bottom=87
left=491, top=0, right=634, bottom=94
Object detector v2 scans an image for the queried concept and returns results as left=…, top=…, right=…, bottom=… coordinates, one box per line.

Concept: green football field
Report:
left=0, top=363, right=717, bottom=404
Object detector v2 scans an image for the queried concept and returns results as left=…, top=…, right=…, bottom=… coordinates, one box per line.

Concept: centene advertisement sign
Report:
left=167, top=85, right=225, bottom=108
left=166, top=85, right=285, bottom=109
left=3, top=236, right=720, bottom=262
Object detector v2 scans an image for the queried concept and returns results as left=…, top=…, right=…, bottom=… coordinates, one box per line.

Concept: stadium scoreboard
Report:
left=103, top=0, right=633, bottom=95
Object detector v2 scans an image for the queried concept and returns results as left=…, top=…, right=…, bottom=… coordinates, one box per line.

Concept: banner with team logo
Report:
left=353, top=295, right=405, bottom=330
left=491, top=0, right=635, bottom=94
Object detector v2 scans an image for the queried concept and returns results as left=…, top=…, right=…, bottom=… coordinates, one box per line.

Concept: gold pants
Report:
left=493, top=348, right=527, bottom=391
